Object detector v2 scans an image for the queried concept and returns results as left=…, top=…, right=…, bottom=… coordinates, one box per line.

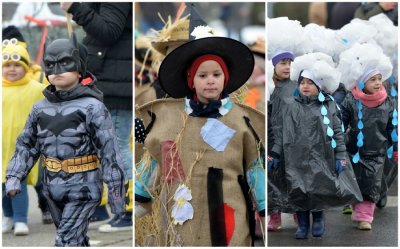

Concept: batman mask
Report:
left=43, top=32, right=87, bottom=81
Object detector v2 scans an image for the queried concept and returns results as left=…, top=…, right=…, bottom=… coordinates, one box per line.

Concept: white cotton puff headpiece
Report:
left=337, top=43, right=393, bottom=91
left=368, top=14, right=398, bottom=78
left=338, top=18, right=378, bottom=48
left=368, top=13, right=398, bottom=58
left=301, top=23, right=346, bottom=60
left=290, top=52, right=341, bottom=94
left=266, top=60, right=275, bottom=101
left=267, top=17, right=308, bottom=59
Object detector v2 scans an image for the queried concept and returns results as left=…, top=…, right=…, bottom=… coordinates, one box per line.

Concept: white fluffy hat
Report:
left=337, top=43, right=393, bottom=91
left=301, top=23, right=347, bottom=62
left=290, top=52, right=341, bottom=94
left=266, top=60, right=275, bottom=101
left=267, top=17, right=308, bottom=59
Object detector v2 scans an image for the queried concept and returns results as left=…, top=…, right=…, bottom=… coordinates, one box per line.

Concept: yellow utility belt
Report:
left=43, top=154, right=99, bottom=173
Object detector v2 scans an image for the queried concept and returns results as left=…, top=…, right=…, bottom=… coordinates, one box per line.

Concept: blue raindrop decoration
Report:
left=358, top=80, right=365, bottom=90
left=387, top=95, right=399, bottom=158
left=391, top=129, right=398, bottom=142
left=389, top=74, right=397, bottom=97
left=327, top=126, right=334, bottom=137
left=321, top=106, right=328, bottom=115
left=331, top=139, right=337, bottom=148
left=353, top=151, right=360, bottom=163
left=318, top=91, right=336, bottom=149
left=357, top=120, right=364, bottom=129
left=387, top=145, right=393, bottom=159
left=354, top=98, right=364, bottom=163
left=357, top=131, right=364, bottom=140
left=323, top=116, right=330, bottom=125
left=318, top=91, right=325, bottom=102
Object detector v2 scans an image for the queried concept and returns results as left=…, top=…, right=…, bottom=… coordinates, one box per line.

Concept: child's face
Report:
left=2, top=62, right=26, bottom=82
left=299, top=78, right=319, bottom=96
left=193, top=60, right=225, bottom=103
left=364, top=73, right=383, bottom=94
left=48, top=71, right=80, bottom=91
left=274, top=59, right=291, bottom=80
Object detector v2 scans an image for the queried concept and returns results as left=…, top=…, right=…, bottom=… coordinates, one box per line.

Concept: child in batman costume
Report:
left=5, top=33, right=125, bottom=246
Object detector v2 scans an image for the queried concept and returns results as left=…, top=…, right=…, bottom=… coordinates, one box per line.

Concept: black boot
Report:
left=376, top=194, right=387, bottom=208
left=311, top=211, right=325, bottom=237
left=295, top=211, right=310, bottom=239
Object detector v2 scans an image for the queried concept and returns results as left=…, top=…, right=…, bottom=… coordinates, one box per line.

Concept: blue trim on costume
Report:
left=246, top=165, right=265, bottom=212
left=134, top=159, right=157, bottom=199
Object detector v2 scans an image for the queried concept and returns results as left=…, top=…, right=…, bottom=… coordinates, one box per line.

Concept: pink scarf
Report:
left=352, top=86, right=387, bottom=108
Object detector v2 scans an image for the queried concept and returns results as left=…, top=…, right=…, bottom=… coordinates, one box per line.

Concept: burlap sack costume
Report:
left=135, top=34, right=265, bottom=246
left=136, top=99, right=264, bottom=246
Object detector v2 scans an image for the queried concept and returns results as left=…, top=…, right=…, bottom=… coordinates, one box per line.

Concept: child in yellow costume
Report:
left=2, top=26, right=49, bottom=85
left=2, top=42, right=46, bottom=235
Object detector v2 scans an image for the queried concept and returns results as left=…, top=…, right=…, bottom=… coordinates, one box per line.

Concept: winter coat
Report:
left=269, top=93, right=362, bottom=212
left=135, top=98, right=265, bottom=246
left=341, top=92, right=397, bottom=202
left=5, top=76, right=125, bottom=214
left=68, top=2, right=133, bottom=110
left=269, top=79, right=297, bottom=124
left=354, top=3, right=398, bottom=26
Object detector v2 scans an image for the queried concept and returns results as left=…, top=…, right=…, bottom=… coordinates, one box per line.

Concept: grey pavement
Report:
left=2, top=186, right=132, bottom=247
left=267, top=178, right=398, bottom=247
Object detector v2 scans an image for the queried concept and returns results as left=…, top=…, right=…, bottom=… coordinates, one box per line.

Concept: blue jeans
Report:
left=2, top=179, right=28, bottom=223
left=109, top=109, right=133, bottom=180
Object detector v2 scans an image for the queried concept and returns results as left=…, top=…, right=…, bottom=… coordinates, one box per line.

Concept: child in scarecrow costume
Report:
left=5, top=33, right=125, bottom=246
left=268, top=52, right=362, bottom=239
left=135, top=3, right=209, bottom=164
left=337, top=43, right=397, bottom=230
left=135, top=27, right=265, bottom=246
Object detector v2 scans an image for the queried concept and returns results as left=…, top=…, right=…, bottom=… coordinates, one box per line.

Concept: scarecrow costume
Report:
left=5, top=34, right=125, bottom=246
left=135, top=33, right=265, bottom=246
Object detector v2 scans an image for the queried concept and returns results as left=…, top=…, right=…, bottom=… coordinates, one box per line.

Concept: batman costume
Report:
left=5, top=34, right=125, bottom=246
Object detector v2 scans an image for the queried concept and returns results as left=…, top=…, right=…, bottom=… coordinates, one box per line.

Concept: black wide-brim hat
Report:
left=159, top=37, right=255, bottom=98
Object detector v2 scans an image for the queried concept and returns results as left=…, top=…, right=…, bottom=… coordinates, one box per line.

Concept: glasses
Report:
left=2, top=38, right=19, bottom=47
left=2, top=52, right=22, bottom=63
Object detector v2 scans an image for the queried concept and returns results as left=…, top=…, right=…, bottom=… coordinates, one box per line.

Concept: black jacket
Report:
left=341, top=92, right=397, bottom=202
left=68, top=2, right=133, bottom=110
left=269, top=93, right=362, bottom=212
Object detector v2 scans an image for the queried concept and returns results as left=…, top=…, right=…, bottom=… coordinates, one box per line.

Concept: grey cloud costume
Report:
left=6, top=78, right=125, bottom=246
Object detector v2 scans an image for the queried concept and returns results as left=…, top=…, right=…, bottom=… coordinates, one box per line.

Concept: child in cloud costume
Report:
left=5, top=33, right=125, bottom=246
left=268, top=52, right=362, bottom=239
left=337, top=43, right=397, bottom=230
left=135, top=27, right=265, bottom=246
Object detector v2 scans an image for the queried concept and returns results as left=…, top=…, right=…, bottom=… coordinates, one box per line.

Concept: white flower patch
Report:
left=171, top=184, right=194, bottom=225
left=190, top=25, right=214, bottom=40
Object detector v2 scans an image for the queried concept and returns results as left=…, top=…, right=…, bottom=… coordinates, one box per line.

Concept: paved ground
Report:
left=268, top=178, right=398, bottom=247
left=2, top=186, right=132, bottom=247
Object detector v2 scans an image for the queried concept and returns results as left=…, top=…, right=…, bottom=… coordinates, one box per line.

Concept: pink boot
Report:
left=268, top=212, right=282, bottom=231
left=293, top=212, right=298, bottom=225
